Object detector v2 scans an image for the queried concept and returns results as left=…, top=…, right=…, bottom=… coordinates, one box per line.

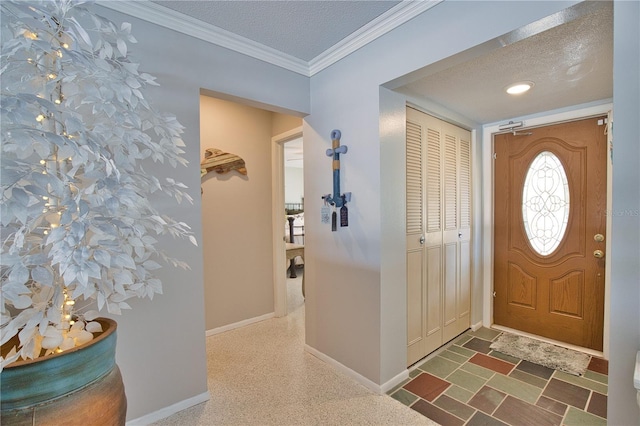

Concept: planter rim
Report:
left=2, top=317, right=117, bottom=369
left=1, top=318, right=118, bottom=411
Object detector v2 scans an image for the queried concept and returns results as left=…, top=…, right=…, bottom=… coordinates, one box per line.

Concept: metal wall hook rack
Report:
left=321, top=129, right=351, bottom=230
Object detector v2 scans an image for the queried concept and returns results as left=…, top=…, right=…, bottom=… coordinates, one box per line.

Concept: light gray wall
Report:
left=305, top=0, right=581, bottom=385
left=285, top=167, right=304, bottom=204
left=94, top=5, right=309, bottom=421
left=609, top=1, right=640, bottom=424
left=93, top=0, right=640, bottom=422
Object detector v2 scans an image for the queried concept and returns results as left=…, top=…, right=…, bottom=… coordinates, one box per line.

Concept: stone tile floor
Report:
left=388, top=328, right=608, bottom=425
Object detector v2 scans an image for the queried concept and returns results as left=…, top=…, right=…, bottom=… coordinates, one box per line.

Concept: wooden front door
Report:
left=493, top=116, right=607, bottom=351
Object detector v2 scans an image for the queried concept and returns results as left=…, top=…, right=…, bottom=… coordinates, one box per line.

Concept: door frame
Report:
left=481, top=103, right=613, bottom=358
left=271, top=126, right=304, bottom=317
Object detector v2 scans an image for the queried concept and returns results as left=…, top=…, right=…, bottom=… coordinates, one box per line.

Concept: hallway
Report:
left=154, top=275, right=435, bottom=425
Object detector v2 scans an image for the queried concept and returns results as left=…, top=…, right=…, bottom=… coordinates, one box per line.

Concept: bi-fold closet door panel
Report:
left=406, top=107, right=471, bottom=366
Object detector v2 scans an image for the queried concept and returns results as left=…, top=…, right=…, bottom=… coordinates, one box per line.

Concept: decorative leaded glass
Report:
left=522, top=151, right=570, bottom=255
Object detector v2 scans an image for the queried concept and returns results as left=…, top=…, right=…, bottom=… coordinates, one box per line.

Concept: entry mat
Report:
left=490, top=333, right=591, bottom=376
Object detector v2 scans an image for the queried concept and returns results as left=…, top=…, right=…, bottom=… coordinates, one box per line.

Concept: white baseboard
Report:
left=304, top=344, right=407, bottom=395
left=471, top=321, right=483, bottom=331
left=380, top=369, right=410, bottom=394
left=205, top=312, right=275, bottom=337
left=126, top=391, right=210, bottom=426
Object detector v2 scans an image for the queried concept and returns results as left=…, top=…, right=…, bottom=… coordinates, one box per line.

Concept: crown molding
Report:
left=97, top=0, right=441, bottom=77
left=97, top=0, right=309, bottom=76
left=308, top=0, right=442, bottom=75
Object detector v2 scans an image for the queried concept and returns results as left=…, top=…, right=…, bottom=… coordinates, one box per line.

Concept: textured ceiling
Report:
left=395, top=2, right=613, bottom=124
left=153, top=1, right=400, bottom=62
left=132, top=1, right=612, bottom=127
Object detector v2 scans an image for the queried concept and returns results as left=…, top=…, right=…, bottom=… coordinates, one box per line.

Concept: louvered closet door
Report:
left=441, top=120, right=472, bottom=342
left=406, top=107, right=471, bottom=366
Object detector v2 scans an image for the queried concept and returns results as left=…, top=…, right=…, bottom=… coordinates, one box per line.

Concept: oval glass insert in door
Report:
left=522, top=151, right=570, bottom=256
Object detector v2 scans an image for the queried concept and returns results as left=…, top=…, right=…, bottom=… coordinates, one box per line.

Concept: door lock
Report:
left=594, top=234, right=605, bottom=242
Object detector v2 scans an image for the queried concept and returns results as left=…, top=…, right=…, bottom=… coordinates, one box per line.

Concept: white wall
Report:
left=285, top=167, right=304, bottom=205
left=609, top=1, right=640, bottom=423
left=94, top=0, right=640, bottom=422
left=306, top=0, right=582, bottom=386
left=94, top=5, right=309, bottom=421
left=200, top=96, right=274, bottom=330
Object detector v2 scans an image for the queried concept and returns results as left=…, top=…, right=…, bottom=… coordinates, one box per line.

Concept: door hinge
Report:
left=493, top=153, right=497, bottom=160
left=493, top=291, right=497, bottom=298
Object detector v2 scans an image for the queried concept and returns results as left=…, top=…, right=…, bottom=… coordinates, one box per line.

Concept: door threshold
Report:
left=490, top=324, right=605, bottom=359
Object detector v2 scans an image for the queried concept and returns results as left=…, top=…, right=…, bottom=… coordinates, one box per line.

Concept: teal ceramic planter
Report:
left=1, top=318, right=127, bottom=425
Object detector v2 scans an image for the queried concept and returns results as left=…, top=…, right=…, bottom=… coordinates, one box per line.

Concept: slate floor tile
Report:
left=508, top=369, right=548, bottom=388
left=463, top=337, right=493, bottom=354
left=433, top=394, right=476, bottom=421
left=552, top=371, right=608, bottom=395
left=468, top=385, right=506, bottom=414
left=587, top=357, right=608, bottom=375
left=451, top=333, right=474, bottom=347
left=536, top=395, right=568, bottom=417
left=469, top=353, right=515, bottom=375
left=444, top=384, right=475, bottom=404
left=587, top=391, right=607, bottom=419
left=411, top=398, right=465, bottom=426
left=447, top=369, right=488, bottom=393
left=461, top=361, right=497, bottom=380
left=469, top=327, right=502, bottom=341
left=466, top=410, right=509, bottom=426
left=584, top=369, right=608, bottom=385
left=563, top=406, right=607, bottom=426
left=494, top=395, right=562, bottom=426
left=404, top=372, right=450, bottom=402
left=418, top=355, right=460, bottom=379
left=542, top=378, right=590, bottom=409
left=449, top=344, right=476, bottom=358
left=486, top=374, right=541, bottom=404
left=516, top=360, right=554, bottom=379
left=390, top=388, right=418, bottom=406
left=400, top=332, right=609, bottom=426
left=441, top=349, right=470, bottom=364
left=488, top=350, right=520, bottom=364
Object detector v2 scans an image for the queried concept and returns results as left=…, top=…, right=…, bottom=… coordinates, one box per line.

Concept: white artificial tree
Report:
left=1, top=0, right=196, bottom=369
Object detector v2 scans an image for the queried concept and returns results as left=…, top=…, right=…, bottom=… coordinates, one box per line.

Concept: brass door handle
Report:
left=593, top=250, right=604, bottom=259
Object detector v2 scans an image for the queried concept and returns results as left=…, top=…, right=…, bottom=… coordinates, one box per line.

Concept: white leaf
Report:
left=60, top=337, right=75, bottom=351
left=13, top=295, right=33, bottom=309
left=42, top=334, right=63, bottom=350
left=117, top=38, right=127, bottom=57
left=116, top=254, right=136, bottom=270
left=85, top=321, right=103, bottom=333
left=189, top=235, right=198, bottom=246
left=84, top=310, right=101, bottom=321
left=32, top=266, right=53, bottom=286
left=74, top=330, right=94, bottom=346
left=70, top=17, right=92, bottom=46
left=142, top=260, right=161, bottom=270
left=93, top=249, right=111, bottom=268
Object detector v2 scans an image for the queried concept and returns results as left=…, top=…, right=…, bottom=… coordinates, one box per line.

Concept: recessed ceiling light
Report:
left=506, top=81, right=534, bottom=95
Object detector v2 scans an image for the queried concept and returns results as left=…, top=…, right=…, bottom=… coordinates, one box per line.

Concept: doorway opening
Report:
left=482, top=104, right=613, bottom=358
left=272, top=127, right=305, bottom=317
left=493, top=115, right=608, bottom=352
